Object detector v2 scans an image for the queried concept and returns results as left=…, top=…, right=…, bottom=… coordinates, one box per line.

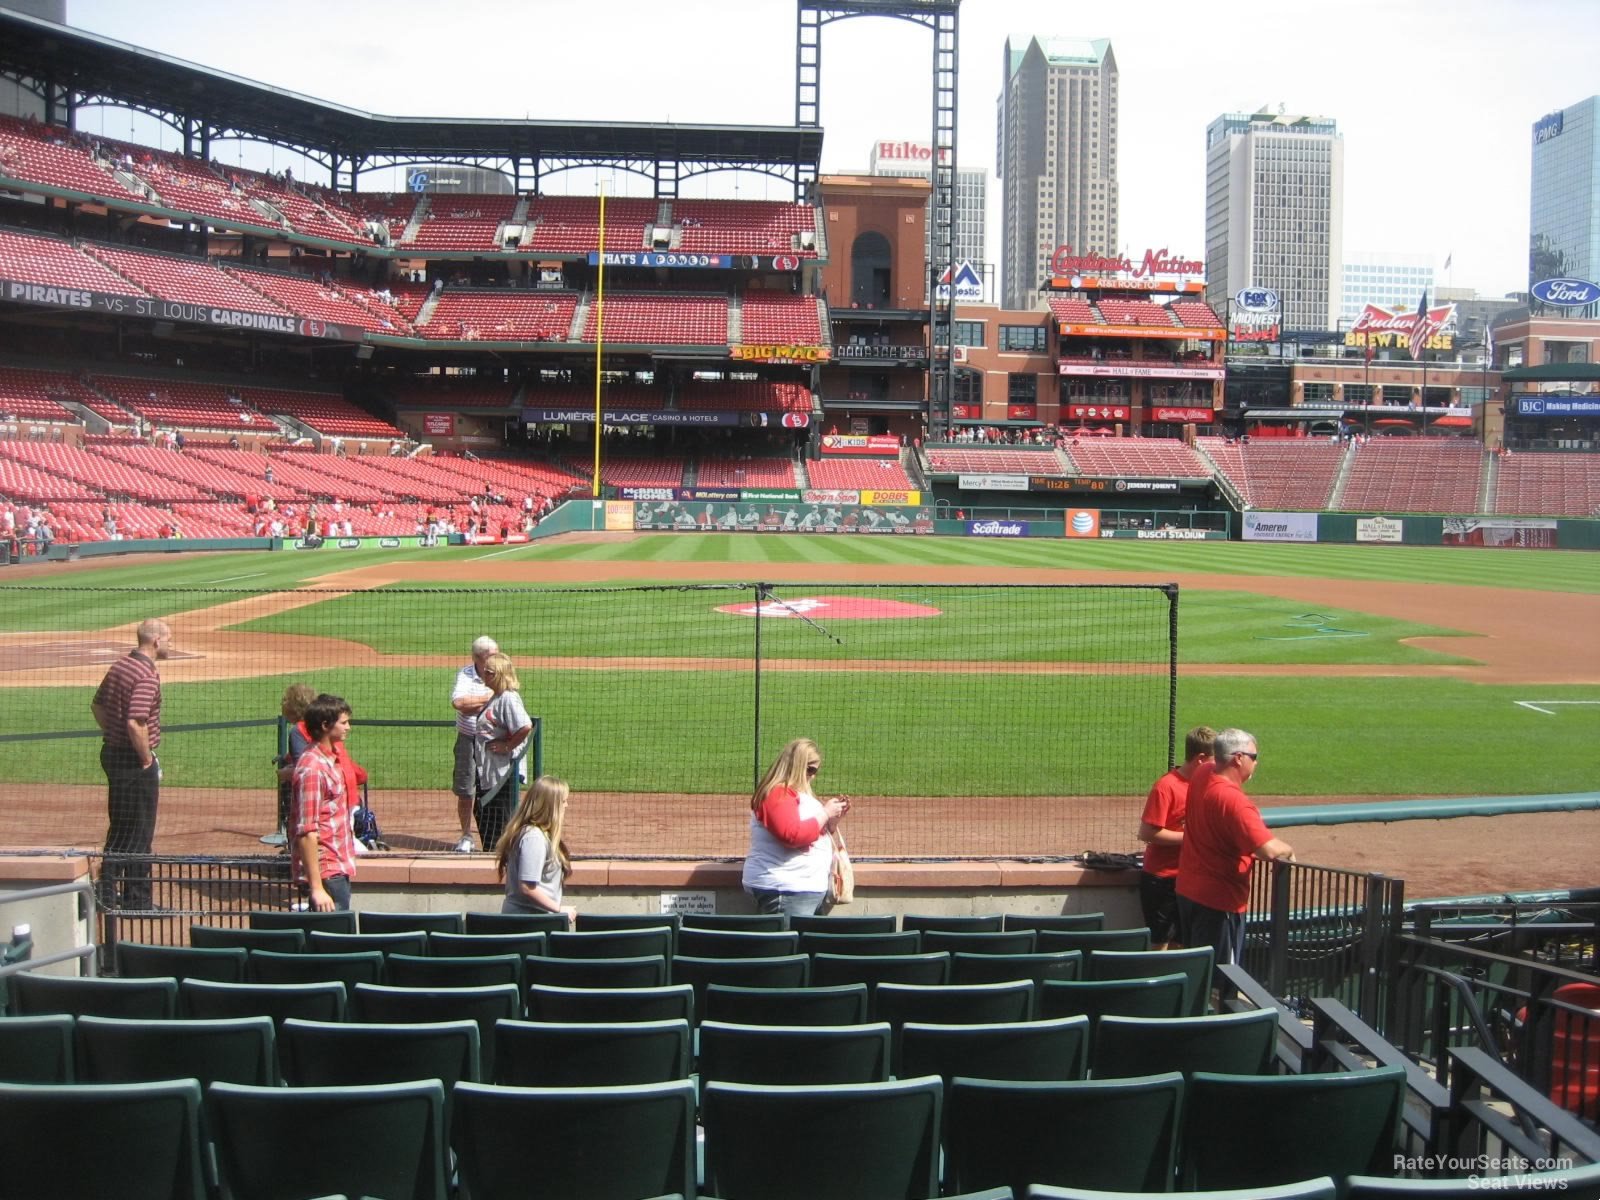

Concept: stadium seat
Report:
left=790, top=914, right=898, bottom=934
left=10, top=973, right=178, bottom=1020
left=0, top=1078, right=207, bottom=1200
left=800, top=930, right=923, bottom=956
left=523, top=954, right=668, bottom=990
left=898, top=1015, right=1090, bottom=1086
left=682, top=913, right=789, bottom=931
left=1088, top=947, right=1215, bottom=1016
left=248, top=909, right=356, bottom=935
left=464, top=910, right=571, bottom=935
left=426, top=931, right=547, bottom=961
left=525, top=983, right=695, bottom=1026
left=1004, top=914, right=1106, bottom=933
left=384, top=952, right=523, bottom=991
left=278, top=1018, right=481, bottom=1098
left=247, top=949, right=384, bottom=990
left=1181, top=1066, right=1407, bottom=1191
left=75, top=1014, right=275, bottom=1086
left=903, top=914, right=1006, bottom=934
left=921, top=930, right=1038, bottom=956
left=548, top=926, right=675, bottom=960
left=1036, top=928, right=1153, bottom=954
left=950, top=950, right=1084, bottom=987
left=944, top=1073, right=1184, bottom=1195
left=677, top=927, right=802, bottom=958
left=704, top=982, right=870, bottom=1027
left=115, top=942, right=247, bottom=983
left=493, top=1018, right=690, bottom=1087
left=1091, top=1009, right=1278, bottom=1079
left=307, top=929, right=428, bottom=957
left=702, top=1075, right=942, bottom=1200
left=873, top=981, right=1036, bottom=1052
left=180, top=978, right=347, bottom=1027
left=0, top=1013, right=75, bottom=1082
left=359, top=911, right=465, bottom=936
left=209, top=1079, right=447, bottom=1200
left=699, top=1019, right=892, bottom=1086
left=670, top=953, right=812, bottom=1021
left=349, top=983, right=522, bottom=1081
left=452, top=1079, right=697, bottom=1200
left=1037, top=975, right=1188, bottom=1028
left=189, top=926, right=306, bottom=953
left=574, top=912, right=683, bottom=937
left=811, top=951, right=951, bottom=992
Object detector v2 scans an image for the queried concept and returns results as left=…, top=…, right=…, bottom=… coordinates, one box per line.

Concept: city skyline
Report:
left=58, top=0, right=1600, bottom=301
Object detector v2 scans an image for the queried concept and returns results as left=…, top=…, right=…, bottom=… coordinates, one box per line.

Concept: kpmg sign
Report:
left=1530, top=278, right=1600, bottom=308
left=1533, top=111, right=1565, bottom=146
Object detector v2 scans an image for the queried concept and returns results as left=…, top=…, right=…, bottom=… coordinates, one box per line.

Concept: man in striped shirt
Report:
left=291, top=695, right=357, bottom=911
left=91, top=618, right=171, bottom=910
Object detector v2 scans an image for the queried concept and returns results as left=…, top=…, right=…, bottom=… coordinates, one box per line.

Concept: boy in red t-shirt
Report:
left=1136, top=725, right=1215, bottom=948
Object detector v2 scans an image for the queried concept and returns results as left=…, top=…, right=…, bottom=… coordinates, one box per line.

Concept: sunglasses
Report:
left=1237, top=751, right=1259, bottom=760
left=806, top=763, right=820, bottom=775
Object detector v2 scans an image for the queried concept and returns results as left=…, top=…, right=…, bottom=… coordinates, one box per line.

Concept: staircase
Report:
left=498, top=196, right=532, bottom=251
left=248, top=196, right=290, bottom=230
left=415, top=287, right=443, bottom=329
left=568, top=290, right=592, bottom=342
left=1191, top=439, right=1246, bottom=509
left=400, top=195, right=430, bottom=245
left=728, top=291, right=743, bottom=343
left=1326, top=442, right=1359, bottom=510
left=811, top=201, right=827, bottom=261
left=1479, top=450, right=1499, bottom=515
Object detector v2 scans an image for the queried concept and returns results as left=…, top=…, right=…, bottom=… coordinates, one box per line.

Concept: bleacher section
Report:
left=1337, top=439, right=1485, bottom=514
left=679, top=381, right=811, bottom=413
left=1061, top=438, right=1207, bottom=477
left=0, top=447, right=103, bottom=501
left=0, top=440, right=208, bottom=502
left=1094, top=298, right=1177, bottom=328
left=89, top=443, right=302, bottom=501
left=87, top=376, right=271, bottom=433
left=1199, top=437, right=1346, bottom=511
left=673, top=199, right=817, bottom=256
left=102, top=137, right=281, bottom=233
left=0, top=366, right=100, bottom=422
left=0, top=228, right=148, bottom=297
left=0, top=114, right=136, bottom=199
left=1493, top=452, right=1600, bottom=517
left=926, top=447, right=1071, bottom=477
left=1046, top=296, right=1098, bottom=325
left=1170, top=301, right=1225, bottom=330
left=422, top=290, right=577, bottom=341
left=566, top=455, right=687, bottom=488
left=583, top=293, right=729, bottom=345
left=741, top=290, right=822, bottom=343
left=808, top=457, right=915, bottom=490
left=341, top=192, right=419, bottom=244
left=406, top=195, right=518, bottom=252
left=84, top=243, right=291, bottom=315
left=241, top=388, right=405, bottom=439
left=223, top=265, right=398, bottom=334
left=697, top=457, right=798, bottom=488
left=523, top=196, right=658, bottom=255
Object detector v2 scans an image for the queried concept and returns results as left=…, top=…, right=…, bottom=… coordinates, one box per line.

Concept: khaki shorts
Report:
left=452, top=733, right=477, bottom=799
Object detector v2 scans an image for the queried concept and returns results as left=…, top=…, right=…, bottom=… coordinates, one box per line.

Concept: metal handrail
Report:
left=0, top=878, right=97, bottom=980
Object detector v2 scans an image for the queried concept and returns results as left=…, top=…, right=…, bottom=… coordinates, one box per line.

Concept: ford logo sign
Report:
left=1531, top=278, right=1600, bottom=307
left=1234, top=287, right=1279, bottom=312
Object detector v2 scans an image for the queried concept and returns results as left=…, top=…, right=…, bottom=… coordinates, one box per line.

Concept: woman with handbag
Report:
left=742, top=737, right=850, bottom=918
left=472, top=653, right=532, bottom=852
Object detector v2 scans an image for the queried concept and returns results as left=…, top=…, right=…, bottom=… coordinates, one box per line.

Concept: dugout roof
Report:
left=0, top=9, right=823, bottom=171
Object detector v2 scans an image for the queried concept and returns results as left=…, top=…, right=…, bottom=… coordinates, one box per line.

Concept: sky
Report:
left=63, top=0, right=1600, bottom=301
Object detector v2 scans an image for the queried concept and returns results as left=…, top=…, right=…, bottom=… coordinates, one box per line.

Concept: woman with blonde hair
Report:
left=496, top=775, right=575, bottom=924
left=742, top=737, right=850, bottom=918
left=266, top=682, right=319, bottom=847
left=472, top=652, right=531, bottom=851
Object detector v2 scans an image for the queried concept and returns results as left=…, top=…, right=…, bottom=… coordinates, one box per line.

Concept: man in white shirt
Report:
left=450, top=636, right=498, bottom=851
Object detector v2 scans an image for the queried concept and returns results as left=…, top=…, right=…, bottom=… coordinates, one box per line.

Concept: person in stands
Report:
left=742, top=738, right=849, bottom=918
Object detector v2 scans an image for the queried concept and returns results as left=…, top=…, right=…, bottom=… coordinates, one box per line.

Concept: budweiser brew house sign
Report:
left=1342, top=302, right=1458, bottom=352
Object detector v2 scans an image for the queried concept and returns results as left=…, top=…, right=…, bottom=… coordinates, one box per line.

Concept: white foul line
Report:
left=471, top=544, right=531, bottom=561
left=209, top=572, right=268, bottom=583
left=1514, top=700, right=1600, bottom=716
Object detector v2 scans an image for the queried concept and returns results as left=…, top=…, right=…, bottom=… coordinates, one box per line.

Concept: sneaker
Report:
left=454, top=836, right=475, bottom=854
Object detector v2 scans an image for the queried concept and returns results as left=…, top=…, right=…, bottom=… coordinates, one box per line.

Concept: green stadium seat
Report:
left=248, top=910, right=356, bottom=935
left=76, top=1015, right=276, bottom=1086
left=493, top=1018, right=690, bottom=1087
left=307, top=929, right=428, bottom=957
left=385, top=952, right=522, bottom=990
left=189, top=925, right=307, bottom=953
left=464, top=911, right=571, bottom=934
left=699, top=1019, right=892, bottom=1085
left=903, top=914, right=1005, bottom=934
left=1004, top=913, right=1106, bottom=933
left=682, top=913, right=789, bottom=931
left=358, top=911, right=464, bottom=935
left=800, top=930, right=923, bottom=956
left=950, top=950, right=1083, bottom=987
left=11, top=973, right=178, bottom=1020
left=247, top=949, right=384, bottom=990
left=677, top=927, right=801, bottom=958
left=425, top=930, right=547, bottom=960
left=1037, top=928, right=1153, bottom=954
left=790, top=914, right=898, bottom=935
left=180, top=978, right=347, bottom=1027
left=1091, top=1010, right=1278, bottom=1080
left=811, top=951, right=951, bottom=993
left=0, top=1013, right=75, bottom=1082
left=523, top=953, right=668, bottom=990
left=573, top=913, right=681, bottom=952
left=349, top=982, right=522, bottom=1079
left=671, top=953, right=811, bottom=1022
left=115, top=942, right=247, bottom=983
left=548, top=927, right=675, bottom=960
left=704, top=982, right=870, bottom=1027
left=1087, top=947, right=1215, bottom=1016
left=1038, top=974, right=1187, bottom=1029
left=922, top=930, right=1038, bottom=956
left=526, top=983, right=695, bottom=1025
left=278, top=1018, right=481, bottom=1103
left=899, top=1016, right=1090, bottom=1086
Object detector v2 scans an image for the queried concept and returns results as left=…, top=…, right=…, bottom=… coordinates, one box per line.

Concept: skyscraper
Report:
left=868, top=139, right=988, bottom=294
left=1529, top=96, right=1599, bottom=287
left=1341, top=253, right=1435, bottom=328
left=1204, top=111, right=1344, bottom=331
left=996, top=35, right=1118, bottom=311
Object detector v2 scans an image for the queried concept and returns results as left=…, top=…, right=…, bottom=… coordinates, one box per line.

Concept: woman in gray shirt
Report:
left=496, top=775, right=575, bottom=924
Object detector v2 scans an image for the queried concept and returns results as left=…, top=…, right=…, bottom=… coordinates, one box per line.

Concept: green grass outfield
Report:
left=2, top=535, right=1595, bottom=797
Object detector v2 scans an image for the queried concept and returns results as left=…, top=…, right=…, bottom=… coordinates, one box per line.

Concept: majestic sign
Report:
left=1343, top=302, right=1457, bottom=353
left=1058, top=362, right=1224, bottom=381
left=1049, top=246, right=1205, bottom=281
left=1530, top=278, right=1600, bottom=308
left=1234, top=287, right=1280, bottom=312
left=1533, top=111, right=1565, bottom=145
left=731, top=345, right=831, bottom=364
left=936, top=260, right=985, bottom=302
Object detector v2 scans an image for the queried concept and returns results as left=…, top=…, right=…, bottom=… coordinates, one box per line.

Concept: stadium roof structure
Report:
left=1500, top=363, right=1600, bottom=383
left=0, top=9, right=823, bottom=189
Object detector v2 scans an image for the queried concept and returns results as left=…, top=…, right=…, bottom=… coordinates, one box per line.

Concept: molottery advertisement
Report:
left=1242, top=512, right=1319, bottom=543
left=633, top=501, right=933, bottom=535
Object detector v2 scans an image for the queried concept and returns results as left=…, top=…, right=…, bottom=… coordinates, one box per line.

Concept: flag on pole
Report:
left=1407, top=290, right=1431, bottom=360
left=1443, top=252, right=1452, bottom=271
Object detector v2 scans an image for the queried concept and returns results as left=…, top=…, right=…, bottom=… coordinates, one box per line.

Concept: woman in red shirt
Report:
left=741, top=738, right=849, bottom=918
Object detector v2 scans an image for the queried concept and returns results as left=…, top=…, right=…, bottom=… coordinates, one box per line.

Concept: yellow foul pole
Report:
left=591, top=187, right=606, bottom=497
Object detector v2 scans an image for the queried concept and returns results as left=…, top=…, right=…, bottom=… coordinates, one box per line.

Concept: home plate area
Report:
left=715, top=596, right=942, bottom=619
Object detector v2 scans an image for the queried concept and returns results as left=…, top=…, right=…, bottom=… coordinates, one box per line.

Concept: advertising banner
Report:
left=1152, top=407, right=1216, bottom=423
left=676, top=488, right=742, bottom=502
left=957, top=474, right=1029, bottom=491
left=422, top=413, right=456, bottom=436
left=820, top=434, right=902, bottom=455
left=523, top=408, right=739, bottom=426
left=1064, top=508, right=1101, bottom=538
left=1112, top=528, right=1218, bottom=540
left=604, top=501, right=635, bottom=532
left=1029, top=476, right=1184, bottom=495
left=2, top=277, right=356, bottom=341
left=634, top=500, right=933, bottom=535
left=1065, top=404, right=1130, bottom=421
left=1242, top=512, right=1319, bottom=543
left=731, top=344, right=831, bottom=364
left=804, top=489, right=860, bottom=504
left=1529, top=278, right=1600, bottom=308
left=739, top=489, right=802, bottom=502
left=620, top=487, right=676, bottom=502
left=587, top=251, right=731, bottom=268
left=1356, top=516, right=1405, bottom=543
left=1344, top=302, right=1457, bottom=352
left=966, top=520, right=1030, bottom=538
left=1442, top=517, right=1557, bottom=549
left=859, top=489, right=921, bottom=506
left=1516, top=396, right=1600, bottom=417
left=1059, top=363, right=1224, bottom=381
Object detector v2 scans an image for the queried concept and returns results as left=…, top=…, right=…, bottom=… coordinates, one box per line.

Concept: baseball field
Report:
left=1, top=531, right=1596, bottom=899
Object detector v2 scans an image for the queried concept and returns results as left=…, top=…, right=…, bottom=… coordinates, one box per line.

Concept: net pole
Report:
left=591, top=186, right=607, bottom=497
left=1165, top=583, right=1180, bottom=770
left=752, top=582, right=764, bottom=789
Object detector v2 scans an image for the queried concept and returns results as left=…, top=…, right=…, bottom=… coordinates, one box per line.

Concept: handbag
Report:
left=829, top=828, right=855, bottom=905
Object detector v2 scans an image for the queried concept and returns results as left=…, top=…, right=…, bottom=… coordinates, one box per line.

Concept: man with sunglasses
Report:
left=1176, top=728, right=1295, bottom=975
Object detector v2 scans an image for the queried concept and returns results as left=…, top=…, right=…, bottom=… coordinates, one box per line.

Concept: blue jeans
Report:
left=749, top=889, right=826, bottom=919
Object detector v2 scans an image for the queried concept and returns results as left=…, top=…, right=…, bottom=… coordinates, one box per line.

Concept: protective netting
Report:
left=0, top=582, right=1177, bottom=860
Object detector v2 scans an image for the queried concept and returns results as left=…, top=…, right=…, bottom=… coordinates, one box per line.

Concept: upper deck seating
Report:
left=422, top=290, right=577, bottom=341
left=583, top=293, right=728, bottom=345
left=1170, top=301, right=1225, bottom=330
left=1338, top=438, right=1484, bottom=513
left=223, top=266, right=397, bottom=333
left=223, top=168, right=366, bottom=244
left=101, top=138, right=281, bottom=233
left=0, top=228, right=148, bottom=297
left=925, top=446, right=1070, bottom=477
left=386, top=282, right=434, bottom=323
left=1492, top=451, right=1600, bottom=517
left=242, top=388, right=404, bottom=439
left=523, top=196, right=658, bottom=255
left=87, top=376, right=271, bottom=433
left=0, top=366, right=100, bottom=422
left=741, top=290, right=822, bottom=343
left=679, top=381, right=811, bottom=413
left=405, top=195, right=519, bottom=252
left=342, top=193, right=420, bottom=244
left=1095, top=299, right=1177, bottom=328
left=672, top=200, right=817, bottom=256
left=697, top=457, right=798, bottom=488
left=1061, top=438, right=1207, bottom=477
left=0, top=441, right=207, bottom=502
left=1047, top=296, right=1098, bottom=325
left=808, top=457, right=914, bottom=490
left=0, top=115, right=137, bottom=199
left=1199, top=437, right=1345, bottom=510
left=563, top=455, right=687, bottom=488
left=83, top=243, right=291, bottom=315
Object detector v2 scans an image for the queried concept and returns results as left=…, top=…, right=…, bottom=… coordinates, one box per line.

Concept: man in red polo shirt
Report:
left=1136, top=725, right=1215, bottom=949
left=91, top=618, right=172, bottom=910
left=291, top=695, right=357, bottom=912
left=1176, top=728, right=1295, bottom=975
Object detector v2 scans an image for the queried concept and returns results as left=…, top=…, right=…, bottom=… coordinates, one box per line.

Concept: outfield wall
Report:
left=1241, top=511, right=1600, bottom=550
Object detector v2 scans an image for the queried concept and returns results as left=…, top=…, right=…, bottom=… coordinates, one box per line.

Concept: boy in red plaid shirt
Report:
left=291, top=695, right=357, bottom=911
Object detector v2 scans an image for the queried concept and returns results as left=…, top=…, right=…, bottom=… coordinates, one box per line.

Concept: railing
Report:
left=1242, top=859, right=1406, bottom=1029
left=0, top=880, right=98, bottom=1003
